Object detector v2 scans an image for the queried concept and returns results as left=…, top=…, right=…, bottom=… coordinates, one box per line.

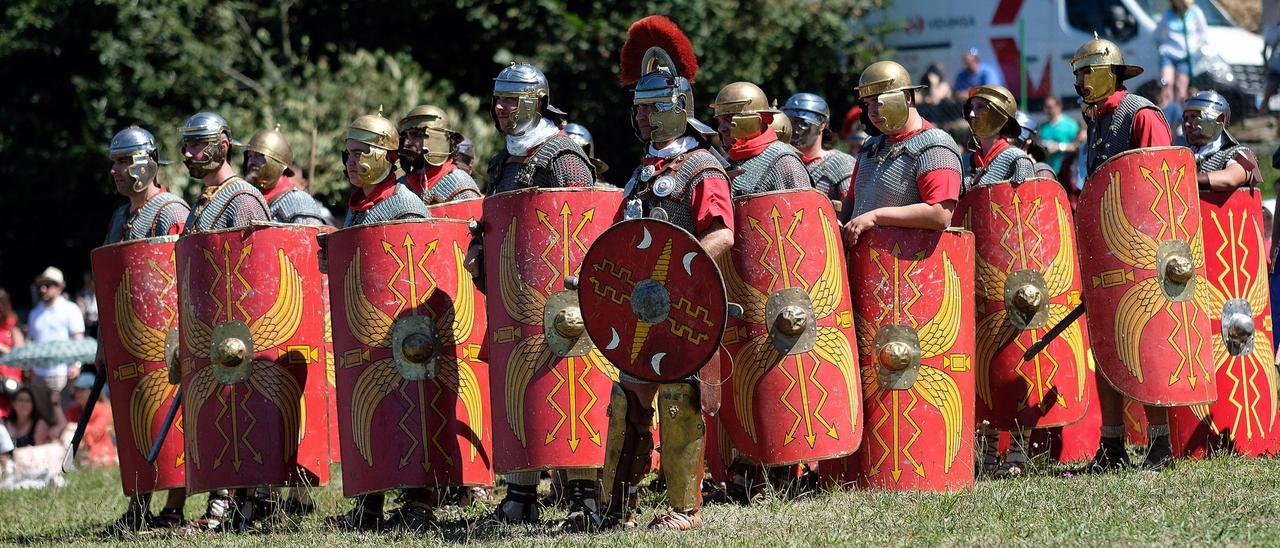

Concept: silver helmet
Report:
left=783, top=92, right=831, bottom=148
left=1013, top=111, right=1038, bottom=146
left=1183, top=90, right=1232, bottom=147
left=109, top=126, right=160, bottom=193
left=179, top=111, right=233, bottom=178
left=564, top=123, right=594, bottom=157
left=491, top=63, right=566, bottom=136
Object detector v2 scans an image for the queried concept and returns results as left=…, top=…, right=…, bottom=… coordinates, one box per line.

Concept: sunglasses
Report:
left=37, top=281, right=59, bottom=289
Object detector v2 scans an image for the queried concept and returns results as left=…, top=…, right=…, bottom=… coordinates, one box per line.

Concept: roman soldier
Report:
left=711, top=82, right=810, bottom=196
left=471, top=62, right=602, bottom=530
left=325, top=112, right=433, bottom=532
left=180, top=112, right=270, bottom=233
left=963, top=85, right=1034, bottom=189
left=243, top=127, right=333, bottom=226
left=769, top=110, right=793, bottom=144
left=599, top=15, right=734, bottom=531
left=397, top=105, right=482, bottom=205
left=1183, top=91, right=1260, bottom=192
left=454, top=136, right=476, bottom=175
left=565, top=122, right=611, bottom=180
left=784, top=92, right=856, bottom=203
left=98, top=126, right=190, bottom=533
left=1070, top=36, right=1179, bottom=472
left=176, top=112, right=270, bottom=533
left=1013, top=111, right=1057, bottom=179
left=840, top=60, right=963, bottom=241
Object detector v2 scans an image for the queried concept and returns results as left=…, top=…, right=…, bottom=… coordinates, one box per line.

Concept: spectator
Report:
left=1263, top=21, right=1280, bottom=114
left=27, top=267, right=83, bottom=438
left=953, top=48, right=1005, bottom=100
left=1037, top=96, right=1081, bottom=174
left=4, top=388, right=52, bottom=448
left=920, top=64, right=953, bottom=106
left=64, top=373, right=116, bottom=468
left=0, top=289, right=25, bottom=417
left=74, top=272, right=98, bottom=339
left=1157, top=0, right=1208, bottom=122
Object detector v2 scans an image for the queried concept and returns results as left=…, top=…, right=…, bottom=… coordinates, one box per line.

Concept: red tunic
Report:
left=1095, top=89, right=1173, bottom=148
left=348, top=174, right=399, bottom=211
left=845, top=120, right=962, bottom=207
left=640, top=155, right=735, bottom=235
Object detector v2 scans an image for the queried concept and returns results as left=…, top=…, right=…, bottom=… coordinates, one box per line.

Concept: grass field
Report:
left=3, top=453, right=1280, bottom=546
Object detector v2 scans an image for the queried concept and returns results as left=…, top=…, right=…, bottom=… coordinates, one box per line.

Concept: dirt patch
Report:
left=1218, top=0, right=1262, bottom=32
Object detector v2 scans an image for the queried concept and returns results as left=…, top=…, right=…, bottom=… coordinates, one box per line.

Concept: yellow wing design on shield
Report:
left=812, top=326, right=858, bottom=425
left=505, top=334, right=553, bottom=447
left=1113, top=277, right=1164, bottom=381
left=716, top=255, right=767, bottom=324
left=437, top=243, right=476, bottom=345
left=500, top=219, right=548, bottom=326
left=350, top=358, right=399, bottom=466
left=808, top=212, right=846, bottom=319
left=974, top=310, right=1016, bottom=409
left=1100, top=177, right=1158, bottom=270
left=1042, top=201, right=1078, bottom=297
left=914, top=365, right=963, bottom=472
left=855, top=315, right=879, bottom=399
left=115, top=271, right=168, bottom=362
left=437, top=357, right=484, bottom=462
left=248, top=360, right=303, bottom=459
left=974, top=254, right=1007, bottom=303
left=344, top=253, right=393, bottom=349
left=180, top=263, right=212, bottom=358
left=1046, top=303, right=1089, bottom=398
left=182, top=367, right=218, bottom=469
left=918, top=253, right=961, bottom=358
left=247, top=250, right=304, bottom=350
left=731, top=335, right=779, bottom=444
left=586, top=347, right=619, bottom=382
left=129, top=368, right=174, bottom=457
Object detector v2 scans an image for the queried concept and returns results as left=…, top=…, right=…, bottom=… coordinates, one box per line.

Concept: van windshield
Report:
left=1133, top=0, right=1234, bottom=27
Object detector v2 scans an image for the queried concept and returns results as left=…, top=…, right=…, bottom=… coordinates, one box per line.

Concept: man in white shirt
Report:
left=27, top=266, right=84, bottom=437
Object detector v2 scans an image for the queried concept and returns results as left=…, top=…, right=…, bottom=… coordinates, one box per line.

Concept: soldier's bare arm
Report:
left=697, top=220, right=733, bottom=261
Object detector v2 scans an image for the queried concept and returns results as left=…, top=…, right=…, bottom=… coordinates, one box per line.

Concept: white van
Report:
left=883, top=0, right=1267, bottom=112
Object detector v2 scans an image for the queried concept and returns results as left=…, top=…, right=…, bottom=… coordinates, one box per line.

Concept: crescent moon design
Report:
left=606, top=328, right=620, bottom=350
left=638, top=227, right=652, bottom=250
left=651, top=352, right=667, bottom=376
left=682, top=251, right=697, bottom=275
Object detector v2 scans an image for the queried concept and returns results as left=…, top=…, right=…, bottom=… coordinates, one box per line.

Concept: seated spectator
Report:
left=0, top=288, right=24, bottom=417
left=953, top=48, right=1005, bottom=100
left=5, top=388, right=52, bottom=449
left=64, top=373, right=116, bottom=468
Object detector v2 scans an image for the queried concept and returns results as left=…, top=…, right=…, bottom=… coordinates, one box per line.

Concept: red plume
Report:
left=619, top=15, right=698, bottom=87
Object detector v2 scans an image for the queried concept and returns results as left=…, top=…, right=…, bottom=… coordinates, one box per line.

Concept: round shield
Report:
left=176, top=223, right=328, bottom=494
left=580, top=218, right=728, bottom=383
left=1077, top=147, right=1215, bottom=406
left=327, top=218, right=493, bottom=496
left=1169, top=187, right=1278, bottom=457
left=848, top=227, right=976, bottom=492
left=483, top=187, right=623, bottom=473
left=91, top=235, right=186, bottom=496
left=955, top=179, right=1090, bottom=431
left=719, top=189, right=861, bottom=466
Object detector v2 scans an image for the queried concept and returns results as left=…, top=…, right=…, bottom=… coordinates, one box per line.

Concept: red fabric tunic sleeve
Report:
left=917, top=168, right=962, bottom=205
left=1131, top=108, right=1172, bottom=148
left=691, top=175, right=734, bottom=235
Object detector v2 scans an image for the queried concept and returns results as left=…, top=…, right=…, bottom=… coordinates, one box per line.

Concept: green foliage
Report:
left=0, top=0, right=889, bottom=304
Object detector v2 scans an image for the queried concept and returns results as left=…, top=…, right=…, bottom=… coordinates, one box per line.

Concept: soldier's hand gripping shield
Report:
left=326, top=218, right=493, bottom=496
left=176, top=223, right=329, bottom=493
left=718, top=189, right=862, bottom=466
left=579, top=218, right=729, bottom=384
left=846, top=227, right=976, bottom=492
left=1168, top=186, right=1276, bottom=457
left=1076, top=147, right=1215, bottom=406
left=482, top=187, right=623, bottom=473
left=954, top=178, right=1091, bottom=431
left=91, top=235, right=186, bottom=496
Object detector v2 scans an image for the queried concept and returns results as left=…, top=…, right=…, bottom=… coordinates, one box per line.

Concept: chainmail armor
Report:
left=1033, top=162, right=1056, bottom=180
left=269, top=188, right=334, bottom=226
left=185, top=177, right=270, bottom=233
left=1197, top=143, right=1250, bottom=173
left=966, top=146, right=1035, bottom=190
left=486, top=134, right=595, bottom=195
left=343, top=184, right=432, bottom=227
left=1086, top=93, right=1161, bottom=174
left=846, top=128, right=962, bottom=221
left=625, top=148, right=728, bottom=235
left=728, top=141, right=810, bottom=197
left=807, top=149, right=856, bottom=201
left=104, top=191, right=190, bottom=244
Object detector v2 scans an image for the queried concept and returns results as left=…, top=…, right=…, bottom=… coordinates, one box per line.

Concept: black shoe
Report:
left=552, top=479, right=603, bottom=533
left=324, top=495, right=386, bottom=532
left=149, top=507, right=185, bottom=530
left=486, top=485, right=539, bottom=525
left=103, top=503, right=152, bottom=537
left=1078, top=439, right=1131, bottom=474
left=385, top=501, right=436, bottom=532
left=1141, top=435, right=1174, bottom=471
left=281, top=498, right=315, bottom=518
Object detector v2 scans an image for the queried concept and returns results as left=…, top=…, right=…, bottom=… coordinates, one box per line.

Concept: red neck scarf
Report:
left=800, top=150, right=825, bottom=165
left=348, top=174, right=399, bottom=212
left=1093, top=87, right=1129, bottom=118
left=726, top=130, right=777, bottom=161
left=888, top=120, right=935, bottom=143
left=422, top=159, right=457, bottom=192
left=262, top=176, right=293, bottom=204
left=973, top=139, right=1012, bottom=168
